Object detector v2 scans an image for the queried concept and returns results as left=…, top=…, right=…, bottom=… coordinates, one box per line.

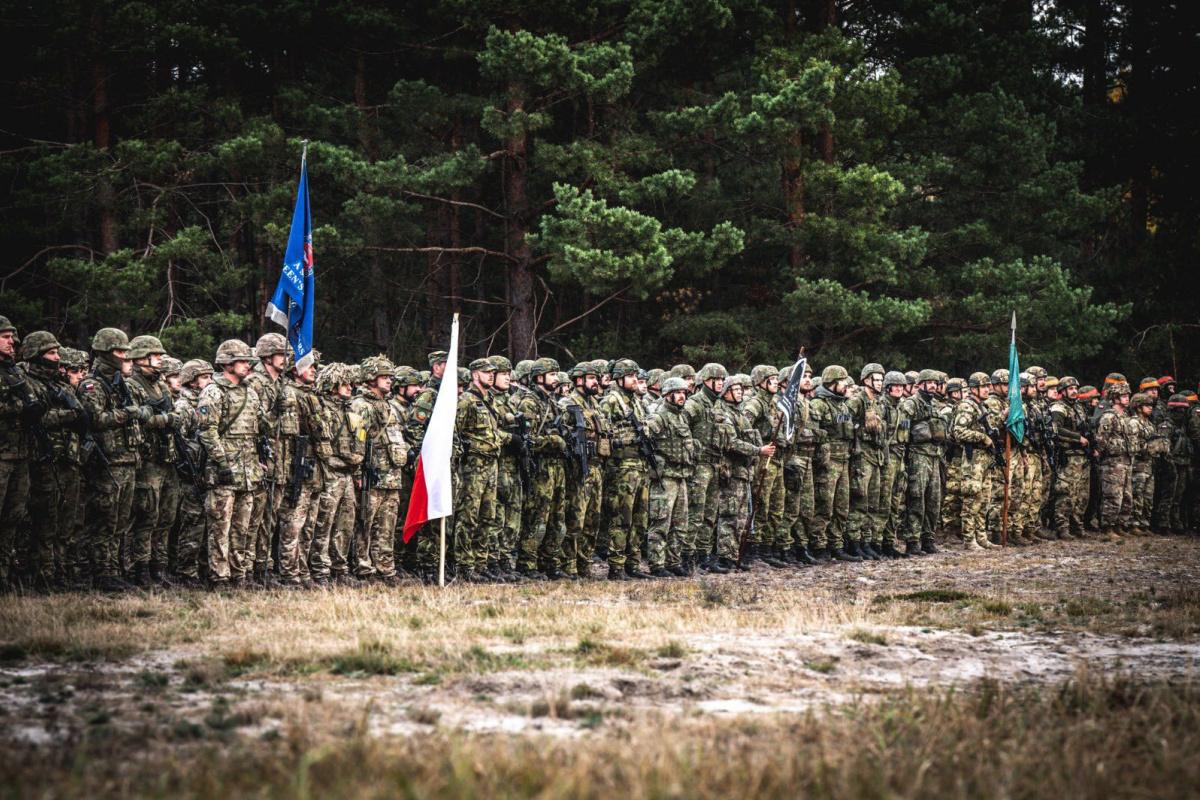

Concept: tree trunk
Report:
left=1126, top=1, right=1150, bottom=242
left=354, top=52, right=389, bottom=350
left=784, top=131, right=806, bottom=270
left=90, top=9, right=117, bottom=256
left=504, top=81, right=536, bottom=359
left=808, top=0, right=836, bottom=168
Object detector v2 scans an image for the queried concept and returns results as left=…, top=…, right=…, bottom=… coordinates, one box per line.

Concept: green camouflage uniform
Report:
left=682, top=384, right=725, bottom=563
left=278, top=379, right=329, bottom=582
left=1129, top=410, right=1166, bottom=530
left=643, top=397, right=695, bottom=569
left=79, top=362, right=144, bottom=581
left=21, top=358, right=83, bottom=585
left=454, top=383, right=507, bottom=576
left=492, top=387, right=526, bottom=571
left=515, top=383, right=567, bottom=574
left=783, top=395, right=820, bottom=554
left=898, top=388, right=946, bottom=548
left=847, top=389, right=887, bottom=548
left=312, top=392, right=365, bottom=579
left=879, top=392, right=908, bottom=551
left=0, top=349, right=32, bottom=589
left=810, top=386, right=855, bottom=552
left=715, top=394, right=761, bottom=561
left=128, top=364, right=182, bottom=578
left=1155, top=404, right=1192, bottom=532
left=598, top=382, right=650, bottom=571
left=558, top=386, right=609, bottom=576
left=981, top=392, right=1008, bottom=535
left=1049, top=396, right=1092, bottom=538
left=197, top=374, right=263, bottom=583
left=742, top=384, right=787, bottom=552
left=172, top=384, right=207, bottom=580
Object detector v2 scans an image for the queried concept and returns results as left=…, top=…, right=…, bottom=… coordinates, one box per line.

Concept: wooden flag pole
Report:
left=438, top=517, right=446, bottom=588
left=1000, top=431, right=1012, bottom=547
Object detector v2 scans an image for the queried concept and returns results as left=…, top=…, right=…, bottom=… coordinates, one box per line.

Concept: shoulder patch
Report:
left=198, top=405, right=210, bottom=415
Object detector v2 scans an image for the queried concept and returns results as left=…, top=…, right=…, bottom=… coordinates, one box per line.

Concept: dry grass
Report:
left=2, top=674, right=1198, bottom=799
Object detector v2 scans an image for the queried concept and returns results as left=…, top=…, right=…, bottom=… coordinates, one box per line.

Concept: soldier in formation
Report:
left=3, top=315, right=1200, bottom=593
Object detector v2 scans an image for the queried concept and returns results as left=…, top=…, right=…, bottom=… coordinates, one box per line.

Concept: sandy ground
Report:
left=2, top=535, right=1198, bottom=746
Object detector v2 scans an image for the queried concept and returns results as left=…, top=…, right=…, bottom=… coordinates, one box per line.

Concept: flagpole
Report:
left=300, top=139, right=309, bottom=164
left=438, top=517, right=446, bottom=588
left=1001, top=432, right=1012, bottom=547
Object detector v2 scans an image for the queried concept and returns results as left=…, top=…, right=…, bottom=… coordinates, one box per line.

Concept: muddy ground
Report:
left=2, top=535, right=1198, bottom=747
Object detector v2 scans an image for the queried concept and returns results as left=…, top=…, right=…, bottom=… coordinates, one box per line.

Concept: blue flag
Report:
left=266, top=148, right=315, bottom=370
left=1006, top=311, right=1025, bottom=444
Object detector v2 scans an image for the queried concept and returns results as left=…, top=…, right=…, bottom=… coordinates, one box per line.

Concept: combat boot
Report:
left=625, top=563, right=650, bottom=580
left=792, top=545, right=818, bottom=565
left=905, top=539, right=925, bottom=557
left=761, top=547, right=789, bottom=569
left=921, top=537, right=939, bottom=554
left=832, top=544, right=861, bottom=562
left=812, top=546, right=833, bottom=563
left=881, top=542, right=907, bottom=559
left=129, top=564, right=153, bottom=589
left=607, top=565, right=630, bottom=581
left=964, top=538, right=983, bottom=551
left=712, top=557, right=735, bottom=573
left=652, top=566, right=675, bottom=578
left=682, top=553, right=697, bottom=576
left=859, top=541, right=882, bottom=561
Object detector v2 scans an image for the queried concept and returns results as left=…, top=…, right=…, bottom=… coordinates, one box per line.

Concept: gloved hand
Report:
left=216, top=466, right=236, bottom=486
left=134, top=405, right=154, bottom=424
left=21, top=398, right=47, bottom=422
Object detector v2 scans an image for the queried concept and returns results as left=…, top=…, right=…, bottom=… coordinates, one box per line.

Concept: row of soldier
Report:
left=2, top=314, right=1198, bottom=592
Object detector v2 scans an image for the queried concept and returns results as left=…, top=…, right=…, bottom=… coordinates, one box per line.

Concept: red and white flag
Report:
left=401, top=315, right=458, bottom=543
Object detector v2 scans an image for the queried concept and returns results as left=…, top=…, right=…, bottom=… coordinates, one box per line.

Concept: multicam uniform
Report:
left=1128, top=400, right=1167, bottom=531
left=312, top=384, right=365, bottom=580
left=950, top=387, right=995, bottom=549
left=277, top=375, right=330, bottom=584
left=1094, top=399, right=1135, bottom=533
left=197, top=367, right=262, bottom=584
left=127, top=350, right=182, bottom=580
left=351, top=385, right=409, bottom=579
left=244, top=355, right=286, bottom=580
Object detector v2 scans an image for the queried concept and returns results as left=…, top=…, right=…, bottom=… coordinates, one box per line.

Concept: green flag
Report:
left=1006, top=311, right=1025, bottom=444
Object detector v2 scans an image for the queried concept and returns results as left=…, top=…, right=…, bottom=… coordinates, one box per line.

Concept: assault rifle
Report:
left=1, top=366, right=54, bottom=463
left=981, top=416, right=1007, bottom=470
left=563, top=404, right=591, bottom=477
left=626, top=409, right=661, bottom=481
left=286, top=434, right=313, bottom=504
left=508, top=412, right=537, bottom=490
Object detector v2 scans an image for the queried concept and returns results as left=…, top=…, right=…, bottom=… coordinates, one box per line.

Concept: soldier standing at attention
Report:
left=80, top=328, right=150, bottom=591
left=515, top=358, right=567, bottom=580
left=810, top=365, right=860, bottom=561
left=952, top=373, right=998, bottom=550
left=598, top=358, right=652, bottom=581
left=197, top=340, right=263, bottom=588
left=559, top=362, right=608, bottom=579
left=847, top=363, right=888, bottom=560
left=311, top=364, right=365, bottom=586
left=682, top=363, right=729, bottom=573
left=244, top=333, right=289, bottom=587
left=898, top=369, right=947, bottom=555
left=742, top=364, right=789, bottom=567
left=454, top=358, right=509, bottom=582
left=277, top=357, right=328, bottom=587
left=126, top=335, right=183, bottom=586
left=714, top=374, right=770, bottom=570
left=351, top=356, right=408, bottom=584
left=1094, top=381, right=1134, bottom=539
left=642, top=377, right=696, bottom=577
left=175, top=360, right=213, bottom=586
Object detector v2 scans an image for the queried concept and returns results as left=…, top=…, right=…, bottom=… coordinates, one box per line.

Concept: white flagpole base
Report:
left=438, top=517, right=446, bottom=588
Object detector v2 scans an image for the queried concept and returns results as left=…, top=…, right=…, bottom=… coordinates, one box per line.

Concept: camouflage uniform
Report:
left=491, top=362, right=526, bottom=573
left=455, top=365, right=508, bottom=578
left=277, top=373, right=330, bottom=583
left=126, top=336, right=182, bottom=582
left=559, top=374, right=609, bottom=577
left=514, top=361, right=568, bottom=576
left=898, top=373, right=947, bottom=553
left=598, top=360, right=651, bottom=575
left=981, top=378, right=1009, bottom=538
left=18, top=334, right=83, bottom=586
left=79, top=330, right=145, bottom=587
left=682, top=366, right=726, bottom=568
left=173, top=360, right=212, bottom=582
left=715, top=377, right=762, bottom=563
left=197, top=342, right=263, bottom=584
left=847, top=366, right=887, bottom=555
left=879, top=375, right=909, bottom=555
left=55, top=347, right=91, bottom=583
left=1154, top=397, right=1193, bottom=532
left=312, top=368, right=365, bottom=580
left=1048, top=383, right=1092, bottom=538
left=811, top=378, right=858, bottom=556
left=642, top=379, right=695, bottom=572
left=1094, top=391, right=1134, bottom=535
left=950, top=382, right=995, bottom=549
left=351, top=359, right=409, bottom=580
left=0, top=317, right=33, bottom=590
left=741, top=366, right=787, bottom=560
left=243, top=336, right=288, bottom=582
left=783, top=392, right=821, bottom=558
left=1128, top=395, right=1167, bottom=532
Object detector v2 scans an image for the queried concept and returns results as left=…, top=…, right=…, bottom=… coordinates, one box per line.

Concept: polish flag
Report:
left=402, top=315, right=458, bottom=543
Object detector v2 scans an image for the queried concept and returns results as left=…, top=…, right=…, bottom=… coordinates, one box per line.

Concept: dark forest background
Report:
left=1, top=0, right=1197, bottom=379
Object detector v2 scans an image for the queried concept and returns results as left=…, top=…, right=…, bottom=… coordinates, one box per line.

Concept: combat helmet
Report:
left=161, top=356, right=183, bottom=377
left=967, top=371, right=991, bottom=388
left=661, top=376, right=688, bottom=395
left=990, top=369, right=1009, bottom=385
left=916, top=368, right=940, bottom=383
left=254, top=333, right=289, bottom=358
left=360, top=355, right=395, bottom=381
left=214, top=339, right=254, bottom=365
left=821, top=365, right=849, bottom=384
left=514, top=359, right=535, bottom=382
left=610, top=358, right=640, bottom=378
left=697, top=363, right=727, bottom=383
left=860, top=363, right=885, bottom=381
left=945, top=377, right=966, bottom=395
left=883, top=370, right=908, bottom=389
left=19, top=331, right=60, bottom=362
left=127, top=335, right=166, bottom=361
left=750, top=364, right=779, bottom=386
left=91, top=327, right=130, bottom=353
left=0, top=316, right=15, bottom=337
left=670, top=364, right=696, bottom=380
left=1058, top=376, right=1079, bottom=389
left=58, top=347, right=89, bottom=370
left=646, top=368, right=665, bottom=388
left=1130, top=392, right=1153, bottom=409
left=180, top=359, right=214, bottom=385
left=489, top=355, right=513, bottom=373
